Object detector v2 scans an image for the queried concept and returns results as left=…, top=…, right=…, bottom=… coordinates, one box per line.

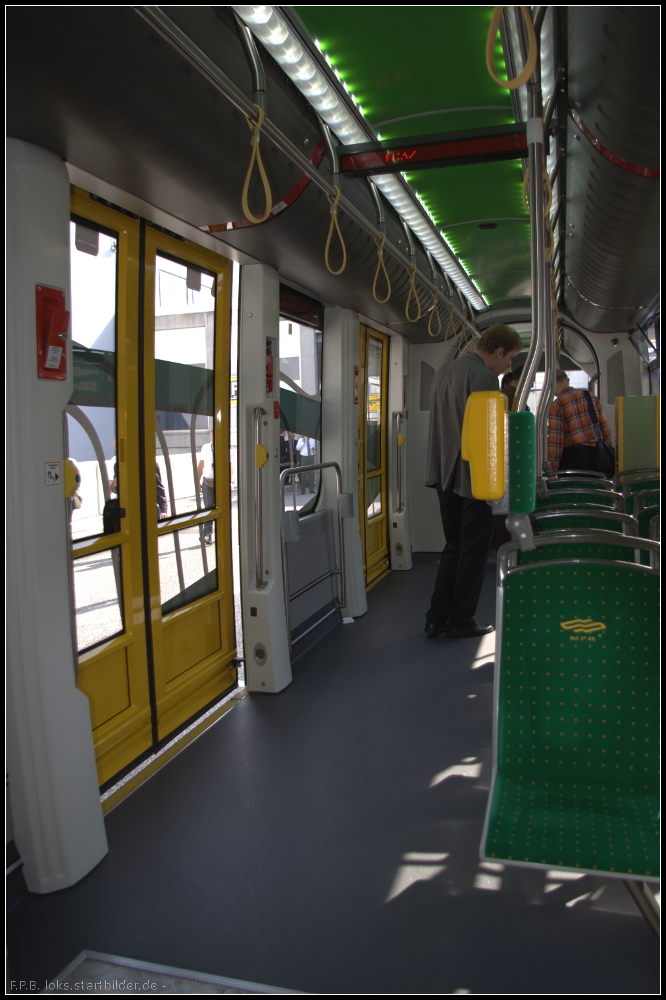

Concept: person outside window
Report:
left=424, top=324, right=522, bottom=639
left=548, top=369, right=613, bottom=473
left=296, top=436, right=316, bottom=493
left=197, top=430, right=215, bottom=544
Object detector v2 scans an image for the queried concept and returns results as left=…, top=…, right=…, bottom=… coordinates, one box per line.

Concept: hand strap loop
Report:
left=372, top=233, right=391, bottom=303
left=242, top=105, right=272, bottom=225
left=325, top=186, right=347, bottom=275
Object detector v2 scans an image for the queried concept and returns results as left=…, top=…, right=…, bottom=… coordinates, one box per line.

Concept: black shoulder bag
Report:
left=582, top=391, right=615, bottom=476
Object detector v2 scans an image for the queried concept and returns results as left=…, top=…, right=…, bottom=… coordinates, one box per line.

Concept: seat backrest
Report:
left=649, top=514, right=659, bottom=542
left=484, top=550, right=660, bottom=877
left=531, top=510, right=638, bottom=536
left=535, top=490, right=625, bottom=513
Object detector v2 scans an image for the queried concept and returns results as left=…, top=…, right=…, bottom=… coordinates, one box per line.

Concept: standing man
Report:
left=548, top=369, right=613, bottom=473
left=296, top=435, right=316, bottom=493
left=197, top=430, right=215, bottom=544
left=424, top=324, right=522, bottom=638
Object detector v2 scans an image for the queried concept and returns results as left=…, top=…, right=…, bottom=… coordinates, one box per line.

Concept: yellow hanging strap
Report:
left=372, top=232, right=391, bottom=303
left=325, top=186, right=347, bottom=275
left=427, top=290, right=442, bottom=337
left=486, top=6, right=538, bottom=90
left=405, top=264, right=422, bottom=323
left=242, top=105, right=272, bottom=225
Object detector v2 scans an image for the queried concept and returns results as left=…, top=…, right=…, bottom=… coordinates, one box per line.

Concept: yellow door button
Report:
left=255, top=444, right=269, bottom=468
left=397, top=433, right=405, bottom=447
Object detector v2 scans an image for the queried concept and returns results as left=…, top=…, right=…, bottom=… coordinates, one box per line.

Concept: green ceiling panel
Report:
left=295, top=5, right=532, bottom=307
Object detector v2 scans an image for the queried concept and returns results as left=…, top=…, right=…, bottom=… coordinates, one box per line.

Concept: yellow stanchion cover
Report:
left=461, top=391, right=507, bottom=500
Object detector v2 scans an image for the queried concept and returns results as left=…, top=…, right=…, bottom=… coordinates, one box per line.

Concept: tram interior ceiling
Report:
left=6, top=3, right=661, bottom=994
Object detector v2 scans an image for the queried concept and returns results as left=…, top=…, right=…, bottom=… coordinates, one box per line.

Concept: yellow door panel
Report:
left=143, top=227, right=237, bottom=743
left=69, top=190, right=238, bottom=785
left=78, top=646, right=131, bottom=730
left=162, top=602, right=222, bottom=684
left=69, top=188, right=152, bottom=784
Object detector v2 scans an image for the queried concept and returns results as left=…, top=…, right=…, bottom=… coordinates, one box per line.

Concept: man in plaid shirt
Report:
left=548, top=369, right=612, bottom=471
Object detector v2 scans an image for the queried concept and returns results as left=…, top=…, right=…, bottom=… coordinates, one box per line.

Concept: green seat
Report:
left=535, top=489, right=625, bottom=513
left=482, top=542, right=660, bottom=878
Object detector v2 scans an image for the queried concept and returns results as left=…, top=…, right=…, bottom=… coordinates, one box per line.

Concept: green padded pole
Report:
left=508, top=411, right=536, bottom=514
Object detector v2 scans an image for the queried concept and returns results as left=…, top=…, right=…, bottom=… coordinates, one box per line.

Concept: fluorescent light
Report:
left=234, top=5, right=486, bottom=310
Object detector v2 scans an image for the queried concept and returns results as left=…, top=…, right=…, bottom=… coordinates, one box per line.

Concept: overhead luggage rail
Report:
left=483, top=533, right=660, bottom=881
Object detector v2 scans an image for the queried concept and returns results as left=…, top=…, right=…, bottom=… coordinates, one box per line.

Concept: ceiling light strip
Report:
left=234, top=4, right=486, bottom=310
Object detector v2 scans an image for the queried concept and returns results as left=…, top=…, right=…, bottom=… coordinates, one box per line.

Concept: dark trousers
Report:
left=426, top=481, right=495, bottom=627
left=559, top=443, right=597, bottom=471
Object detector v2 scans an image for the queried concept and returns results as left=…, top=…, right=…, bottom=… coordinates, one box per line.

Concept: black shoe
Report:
left=446, top=620, right=494, bottom=638
left=424, top=619, right=448, bottom=637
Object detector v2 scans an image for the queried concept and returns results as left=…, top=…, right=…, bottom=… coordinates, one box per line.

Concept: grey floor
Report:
left=7, top=554, right=659, bottom=995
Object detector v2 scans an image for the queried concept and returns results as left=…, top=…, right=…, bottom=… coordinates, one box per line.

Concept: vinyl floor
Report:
left=6, top=554, right=659, bottom=995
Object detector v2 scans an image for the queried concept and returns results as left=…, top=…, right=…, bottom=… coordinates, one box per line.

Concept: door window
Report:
left=67, top=219, right=118, bottom=541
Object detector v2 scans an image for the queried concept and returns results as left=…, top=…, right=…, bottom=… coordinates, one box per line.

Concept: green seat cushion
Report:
left=485, top=562, right=659, bottom=877
left=485, top=773, right=658, bottom=877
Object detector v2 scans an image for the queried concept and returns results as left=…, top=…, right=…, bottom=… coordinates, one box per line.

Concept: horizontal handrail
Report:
left=548, top=469, right=608, bottom=480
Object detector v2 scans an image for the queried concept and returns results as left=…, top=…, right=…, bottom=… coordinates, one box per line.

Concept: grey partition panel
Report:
left=286, top=510, right=340, bottom=641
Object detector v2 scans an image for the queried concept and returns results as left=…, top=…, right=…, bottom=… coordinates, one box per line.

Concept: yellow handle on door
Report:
left=397, top=433, right=404, bottom=447
left=255, top=444, right=269, bottom=468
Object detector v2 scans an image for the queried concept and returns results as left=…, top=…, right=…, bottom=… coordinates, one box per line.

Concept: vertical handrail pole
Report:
left=394, top=412, right=403, bottom=513
left=254, top=406, right=266, bottom=589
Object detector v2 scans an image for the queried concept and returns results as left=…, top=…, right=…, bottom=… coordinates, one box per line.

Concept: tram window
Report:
left=278, top=318, right=322, bottom=514
left=154, top=255, right=216, bottom=519
left=67, top=220, right=118, bottom=541
left=158, top=525, right=218, bottom=616
left=367, top=475, right=382, bottom=519
left=366, top=336, right=383, bottom=473
left=526, top=368, right=589, bottom=413
left=72, top=547, right=124, bottom=652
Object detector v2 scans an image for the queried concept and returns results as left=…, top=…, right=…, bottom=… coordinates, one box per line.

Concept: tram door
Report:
left=358, top=325, right=390, bottom=585
left=67, top=188, right=237, bottom=786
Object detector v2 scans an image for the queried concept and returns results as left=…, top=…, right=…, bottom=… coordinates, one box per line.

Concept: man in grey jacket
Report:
left=424, top=324, right=522, bottom=638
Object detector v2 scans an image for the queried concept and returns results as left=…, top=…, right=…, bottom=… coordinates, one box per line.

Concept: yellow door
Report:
left=143, top=226, right=237, bottom=740
left=358, top=325, right=390, bottom=585
left=67, top=188, right=237, bottom=786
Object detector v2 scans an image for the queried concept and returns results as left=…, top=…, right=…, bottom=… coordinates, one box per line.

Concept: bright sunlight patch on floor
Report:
left=385, top=853, right=450, bottom=902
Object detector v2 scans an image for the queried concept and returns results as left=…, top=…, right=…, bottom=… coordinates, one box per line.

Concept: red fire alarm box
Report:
left=36, top=285, right=69, bottom=381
